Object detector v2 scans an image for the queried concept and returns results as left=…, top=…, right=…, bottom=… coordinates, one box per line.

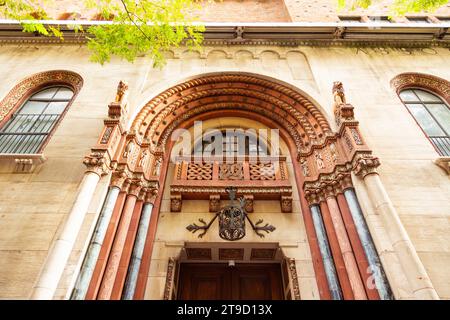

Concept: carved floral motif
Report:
left=219, top=163, right=243, bottom=180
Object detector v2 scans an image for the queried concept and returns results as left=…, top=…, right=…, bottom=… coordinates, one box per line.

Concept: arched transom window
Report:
left=0, top=86, right=74, bottom=154
left=193, top=129, right=271, bottom=157
left=399, top=88, right=450, bottom=156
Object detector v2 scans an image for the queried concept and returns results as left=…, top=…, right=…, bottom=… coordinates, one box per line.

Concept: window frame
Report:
left=0, top=82, right=77, bottom=154
left=398, top=87, right=450, bottom=156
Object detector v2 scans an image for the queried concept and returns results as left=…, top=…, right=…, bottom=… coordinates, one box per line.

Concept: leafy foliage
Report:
left=0, top=0, right=204, bottom=67
left=338, top=0, right=449, bottom=15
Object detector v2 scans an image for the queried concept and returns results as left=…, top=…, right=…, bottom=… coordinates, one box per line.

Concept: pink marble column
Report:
left=325, top=189, right=367, bottom=300
left=97, top=183, right=141, bottom=299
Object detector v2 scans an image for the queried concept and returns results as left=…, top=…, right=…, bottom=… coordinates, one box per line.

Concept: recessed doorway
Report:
left=177, top=263, right=284, bottom=300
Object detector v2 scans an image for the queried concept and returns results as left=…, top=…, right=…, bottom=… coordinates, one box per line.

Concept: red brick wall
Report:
left=194, top=0, right=291, bottom=22
left=8, top=0, right=450, bottom=22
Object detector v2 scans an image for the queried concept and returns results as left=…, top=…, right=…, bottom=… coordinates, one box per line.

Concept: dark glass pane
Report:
left=407, top=104, right=445, bottom=136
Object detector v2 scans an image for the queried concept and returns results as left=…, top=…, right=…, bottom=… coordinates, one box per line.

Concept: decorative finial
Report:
left=115, top=80, right=129, bottom=103
left=332, top=81, right=346, bottom=105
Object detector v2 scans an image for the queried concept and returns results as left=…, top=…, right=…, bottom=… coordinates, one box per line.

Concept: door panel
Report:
left=178, top=263, right=283, bottom=300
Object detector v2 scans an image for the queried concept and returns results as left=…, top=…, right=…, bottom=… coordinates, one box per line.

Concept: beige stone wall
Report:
left=0, top=43, right=449, bottom=299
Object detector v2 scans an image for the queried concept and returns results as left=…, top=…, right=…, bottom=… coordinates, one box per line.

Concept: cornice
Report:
left=0, top=21, right=449, bottom=47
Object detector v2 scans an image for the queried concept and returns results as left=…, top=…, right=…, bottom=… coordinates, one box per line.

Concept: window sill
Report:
left=434, top=156, right=450, bottom=175
left=0, top=154, right=47, bottom=173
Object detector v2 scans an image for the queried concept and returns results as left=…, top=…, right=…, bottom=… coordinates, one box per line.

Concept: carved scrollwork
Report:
left=187, top=162, right=213, bottom=180
left=249, top=163, right=275, bottom=180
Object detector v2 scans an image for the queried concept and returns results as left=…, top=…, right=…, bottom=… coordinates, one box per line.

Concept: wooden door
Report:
left=178, top=263, right=284, bottom=300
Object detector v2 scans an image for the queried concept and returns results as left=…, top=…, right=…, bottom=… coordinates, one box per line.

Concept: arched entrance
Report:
left=69, top=72, right=398, bottom=300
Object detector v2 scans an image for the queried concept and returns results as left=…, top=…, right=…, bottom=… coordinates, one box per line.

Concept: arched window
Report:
left=193, top=129, right=270, bottom=157
left=0, top=86, right=74, bottom=154
left=399, top=88, right=450, bottom=156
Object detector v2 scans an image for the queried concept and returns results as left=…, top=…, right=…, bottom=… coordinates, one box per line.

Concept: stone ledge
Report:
left=0, top=154, right=47, bottom=174
left=434, top=157, right=450, bottom=175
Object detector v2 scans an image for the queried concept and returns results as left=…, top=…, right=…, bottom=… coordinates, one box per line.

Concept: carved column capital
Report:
left=83, top=151, right=110, bottom=176
left=304, top=188, right=322, bottom=206
left=110, top=171, right=130, bottom=189
left=340, top=174, right=353, bottom=191
left=352, top=153, right=381, bottom=178
left=323, top=184, right=337, bottom=199
left=128, top=180, right=143, bottom=197
left=143, top=188, right=159, bottom=204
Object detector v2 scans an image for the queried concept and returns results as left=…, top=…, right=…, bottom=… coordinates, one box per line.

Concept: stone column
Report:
left=70, top=185, right=121, bottom=300
left=325, top=187, right=367, bottom=300
left=354, top=155, right=439, bottom=300
left=310, top=205, right=343, bottom=300
left=97, top=182, right=141, bottom=300
left=343, top=187, right=392, bottom=300
left=122, top=189, right=157, bottom=300
left=31, top=169, right=104, bottom=300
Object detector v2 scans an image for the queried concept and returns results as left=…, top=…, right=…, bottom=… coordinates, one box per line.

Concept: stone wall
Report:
left=0, top=43, right=449, bottom=299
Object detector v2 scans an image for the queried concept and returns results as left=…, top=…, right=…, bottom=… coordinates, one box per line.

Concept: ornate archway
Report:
left=33, top=72, right=439, bottom=300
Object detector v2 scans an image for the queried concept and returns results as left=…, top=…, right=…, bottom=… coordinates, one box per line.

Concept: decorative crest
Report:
left=186, top=187, right=276, bottom=241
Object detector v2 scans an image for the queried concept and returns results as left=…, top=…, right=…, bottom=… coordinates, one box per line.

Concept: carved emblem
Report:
left=186, top=187, right=275, bottom=241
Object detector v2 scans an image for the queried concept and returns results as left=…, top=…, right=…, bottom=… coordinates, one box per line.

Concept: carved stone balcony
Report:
left=170, top=156, right=293, bottom=213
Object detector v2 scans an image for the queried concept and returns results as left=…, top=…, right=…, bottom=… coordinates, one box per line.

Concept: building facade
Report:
left=0, top=0, right=449, bottom=300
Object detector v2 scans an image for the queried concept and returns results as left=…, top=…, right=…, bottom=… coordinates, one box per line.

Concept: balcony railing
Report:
left=430, top=136, right=450, bottom=156
left=0, top=114, right=60, bottom=154
left=170, top=156, right=293, bottom=212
